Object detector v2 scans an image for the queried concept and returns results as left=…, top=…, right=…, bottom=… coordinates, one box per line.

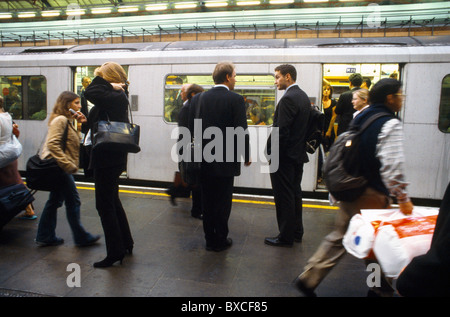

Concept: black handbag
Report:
left=92, top=103, right=140, bottom=154
left=0, top=183, right=35, bottom=229
left=26, top=155, right=66, bottom=191
left=25, top=120, right=68, bottom=192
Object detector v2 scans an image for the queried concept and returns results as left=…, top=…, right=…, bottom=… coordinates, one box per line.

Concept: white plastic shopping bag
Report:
left=373, top=208, right=438, bottom=278
left=343, top=209, right=400, bottom=259
left=343, top=207, right=439, bottom=277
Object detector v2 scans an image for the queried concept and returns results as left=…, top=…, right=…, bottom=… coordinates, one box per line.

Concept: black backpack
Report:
left=305, top=105, right=325, bottom=154
left=323, top=112, right=391, bottom=202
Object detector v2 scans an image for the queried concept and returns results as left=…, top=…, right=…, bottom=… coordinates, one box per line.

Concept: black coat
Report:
left=266, top=85, right=311, bottom=164
left=189, top=86, right=249, bottom=177
left=335, top=87, right=359, bottom=135
left=396, top=182, right=450, bottom=296
left=84, top=76, right=128, bottom=170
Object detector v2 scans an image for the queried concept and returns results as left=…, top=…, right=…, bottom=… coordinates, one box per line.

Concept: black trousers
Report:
left=270, top=158, right=304, bottom=243
left=201, top=172, right=234, bottom=248
left=94, top=166, right=133, bottom=257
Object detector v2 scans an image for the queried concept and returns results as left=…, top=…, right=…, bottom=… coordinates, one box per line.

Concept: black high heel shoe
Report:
left=93, top=254, right=125, bottom=268
left=126, top=246, right=133, bottom=255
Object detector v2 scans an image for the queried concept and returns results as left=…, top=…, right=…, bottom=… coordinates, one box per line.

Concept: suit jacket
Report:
left=266, top=85, right=311, bottom=164
left=335, top=87, right=359, bottom=135
left=189, top=86, right=249, bottom=177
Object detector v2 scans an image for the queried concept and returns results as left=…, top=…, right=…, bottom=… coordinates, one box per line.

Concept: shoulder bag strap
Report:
left=61, top=119, right=69, bottom=153
left=357, top=112, right=393, bottom=135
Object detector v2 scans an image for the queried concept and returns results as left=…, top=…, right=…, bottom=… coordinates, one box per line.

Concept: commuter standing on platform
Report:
left=294, top=78, right=414, bottom=297
left=264, top=64, right=311, bottom=247
left=335, top=73, right=363, bottom=135
left=189, top=61, right=251, bottom=252
left=84, top=62, right=134, bottom=268
left=35, top=91, right=100, bottom=247
left=168, top=83, right=204, bottom=219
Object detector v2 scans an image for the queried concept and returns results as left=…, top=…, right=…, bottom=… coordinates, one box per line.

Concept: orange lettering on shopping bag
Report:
left=376, top=215, right=437, bottom=239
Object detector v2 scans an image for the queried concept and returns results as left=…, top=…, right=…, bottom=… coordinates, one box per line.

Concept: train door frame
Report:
left=318, top=62, right=403, bottom=190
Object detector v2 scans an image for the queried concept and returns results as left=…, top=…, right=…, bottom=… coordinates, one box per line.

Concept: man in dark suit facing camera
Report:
left=189, top=61, right=251, bottom=252
left=265, top=64, right=311, bottom=247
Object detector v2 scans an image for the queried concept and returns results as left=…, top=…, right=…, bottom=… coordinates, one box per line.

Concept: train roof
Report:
left=0, top=36, right=449, bottom=55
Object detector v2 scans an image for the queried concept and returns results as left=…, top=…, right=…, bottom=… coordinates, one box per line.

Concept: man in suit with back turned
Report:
left=189, top=61, right=251, bottom=252
left=265, top=64, right=311, bottom=247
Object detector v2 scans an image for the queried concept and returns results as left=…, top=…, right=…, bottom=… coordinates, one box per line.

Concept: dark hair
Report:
left=275, top=64, right=297, bottom=82
left=186, top=84, right=204, bottom=100
left=369, top=78, right=402, bottom=104
left=349, top=73, right=363, bottom=87
left=213, top=62, right=235, bottom=84
left=363, top=77, right=372, bottom=89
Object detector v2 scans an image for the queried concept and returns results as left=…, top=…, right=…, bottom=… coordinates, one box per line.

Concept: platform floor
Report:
left=0, top=183, right=378, bottom=298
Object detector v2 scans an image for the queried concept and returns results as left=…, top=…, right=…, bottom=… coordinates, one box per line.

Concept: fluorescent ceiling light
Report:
left=41, top=10, right=60, bottom=17
left=270, top=0, right=294, bottom=4
left=145, top=4, right=168, bottom=11
left=303, top=0, right=328, bottom=2
left=66, top=9, right=85, bottom=15
left=174, top=2, right=197, bottom=9
left=204, top=1, right=228, bottom=7
left=236, top=1, right=261, bottom=6
left=91, top=7, right=113, bottom=14
left=18, top=12, right=36, bottom=18
left=0, top=13, right=13, bottom=19
left=117, top=6, right=139, bottom=13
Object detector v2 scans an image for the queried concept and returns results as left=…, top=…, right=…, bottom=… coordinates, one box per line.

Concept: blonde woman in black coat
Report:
left=84, top=62, right=134, bottom=268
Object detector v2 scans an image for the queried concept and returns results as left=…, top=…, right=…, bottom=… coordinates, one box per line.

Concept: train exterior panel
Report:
left=0, top=37, right=449, bottom=200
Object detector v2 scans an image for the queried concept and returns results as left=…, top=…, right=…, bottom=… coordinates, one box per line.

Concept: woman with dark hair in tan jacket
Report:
left=35, top=91, right=100, bottom=247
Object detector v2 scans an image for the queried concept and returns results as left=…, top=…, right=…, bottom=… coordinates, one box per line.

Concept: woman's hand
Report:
left=111, top=83, right=126, bottom=91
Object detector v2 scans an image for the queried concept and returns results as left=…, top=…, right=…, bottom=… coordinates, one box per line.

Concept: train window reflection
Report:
left=164, top=74, right=276, bottom=125
left=0, top=75, right=47, bottom=120
left=439, top=74, right=450, bottom=133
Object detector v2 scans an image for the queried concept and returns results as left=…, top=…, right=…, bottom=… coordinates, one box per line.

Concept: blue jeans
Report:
left=36, top=173, right=95, bottom=245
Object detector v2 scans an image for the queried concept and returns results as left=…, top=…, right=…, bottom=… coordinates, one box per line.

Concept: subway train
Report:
left=0, top=36, right=449, bottom=201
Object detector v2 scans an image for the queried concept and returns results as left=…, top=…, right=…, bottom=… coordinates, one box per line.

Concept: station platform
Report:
left=0, top=182, right=381, bottom=298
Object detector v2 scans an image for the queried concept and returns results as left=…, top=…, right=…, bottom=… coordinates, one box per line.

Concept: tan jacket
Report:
left=40, top=115, right=80, bottom=174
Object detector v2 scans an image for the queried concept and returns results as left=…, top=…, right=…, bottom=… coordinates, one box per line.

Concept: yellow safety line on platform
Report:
left=76, top=186, right=339, bottom=210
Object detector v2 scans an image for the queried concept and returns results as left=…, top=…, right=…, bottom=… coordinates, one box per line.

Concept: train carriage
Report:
left=0, top=36, right=449, bottom=200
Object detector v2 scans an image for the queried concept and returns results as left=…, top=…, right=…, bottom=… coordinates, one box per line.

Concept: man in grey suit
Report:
left=189, top=61, right=251, bottom=252
left=265, top=64, right=311, bottom=247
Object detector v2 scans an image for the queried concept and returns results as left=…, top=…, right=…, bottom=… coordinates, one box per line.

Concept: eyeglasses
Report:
left=394, top=93, right=406, bottom=97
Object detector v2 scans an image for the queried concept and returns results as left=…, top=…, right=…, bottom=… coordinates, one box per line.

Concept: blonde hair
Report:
left=94, top=62, right=128, bottom=84
left=48, top=91, right=79, bottom=125
left=353, top=88, right=370, bottom=103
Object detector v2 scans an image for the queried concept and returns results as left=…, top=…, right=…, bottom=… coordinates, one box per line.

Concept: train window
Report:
left=439, top=74, right=450, bottom=133
left=0, top=75, right=47, bottom=120
left=164, top=74, right=276, bottom=125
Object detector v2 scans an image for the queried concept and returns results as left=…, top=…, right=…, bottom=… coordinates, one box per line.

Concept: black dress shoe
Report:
left=93, top=254, right=125, bottom=268
left=191, top=213, right=203, bottom=220
left=166, top=189, right=177, bottom=206
left=264, top=236, right=293, bottom=247
left=206, top=238, right=232, bottom=252
left=293, top=277, right=317, bottom=297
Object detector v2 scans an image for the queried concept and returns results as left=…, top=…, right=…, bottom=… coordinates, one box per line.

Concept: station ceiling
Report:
left=0, top=1, right=448, bottom=17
